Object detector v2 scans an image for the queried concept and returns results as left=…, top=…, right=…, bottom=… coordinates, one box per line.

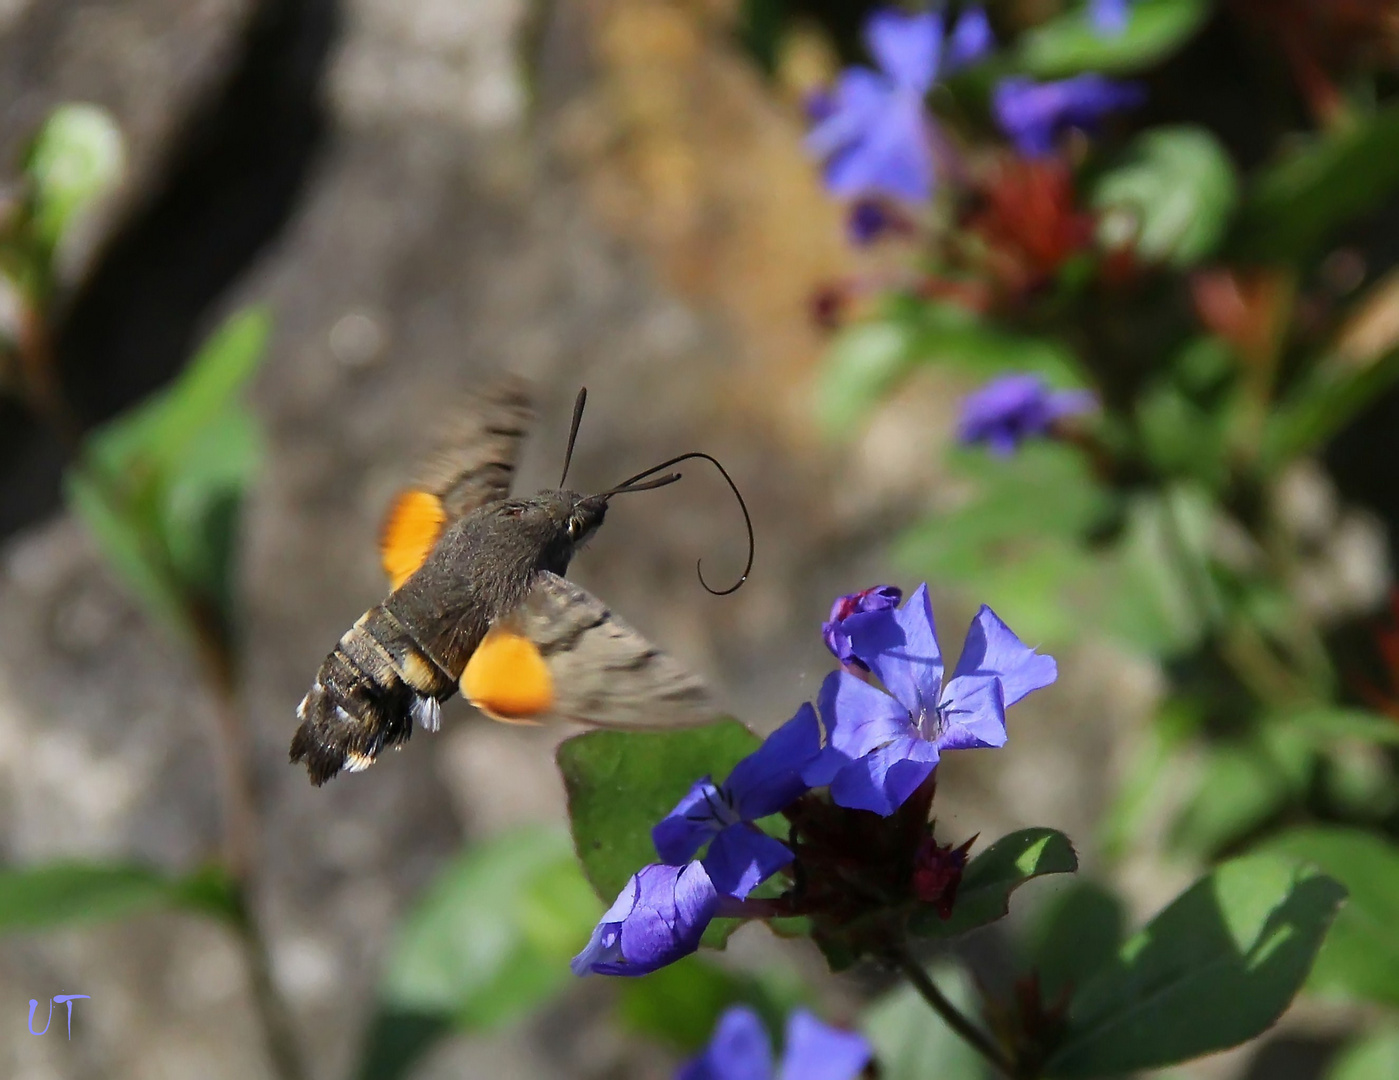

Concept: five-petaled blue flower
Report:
left=679, top=1005, right=873, bottom=1080
left=993, top=74, right=1145, bottom=158
left=654, top=705, right=822, bottom=897
left=1090, top=0, right=1132, bottom=35
left=824, top=584, right=903, bottom=670
left=572, top=861, right=719, bottom=977
left=806, top=7, right=992, bottom=203
left=805, top=584, right=1057, bottom=815
left=958, top=373, right=1095, bottom=455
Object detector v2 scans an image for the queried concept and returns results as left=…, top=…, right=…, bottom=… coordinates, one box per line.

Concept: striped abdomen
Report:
left=290, top=604, right=460, bottom=785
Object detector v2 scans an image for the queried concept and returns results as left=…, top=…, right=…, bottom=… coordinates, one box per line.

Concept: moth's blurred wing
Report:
left=460, top=572, right=715, bottom=729
left=381, top=376, right=534, bottom=588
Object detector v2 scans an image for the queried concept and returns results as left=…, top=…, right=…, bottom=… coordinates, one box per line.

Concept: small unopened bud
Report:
left=912, top=834, right=976, bottom=918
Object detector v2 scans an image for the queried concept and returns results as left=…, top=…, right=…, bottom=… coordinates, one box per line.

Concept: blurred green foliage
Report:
left=66, top=307, right=269, bottom=656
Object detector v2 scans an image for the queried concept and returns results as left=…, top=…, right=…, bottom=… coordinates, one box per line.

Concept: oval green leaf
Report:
left=1046, top=854, right=1347, bottom=1077
left=1258, top=827, right=1399, bottom=1008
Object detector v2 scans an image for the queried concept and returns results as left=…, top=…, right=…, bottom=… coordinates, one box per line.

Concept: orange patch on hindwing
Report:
left=381, top=489, right=447, bottom=588
left=461, top=628, right=555, bottom=722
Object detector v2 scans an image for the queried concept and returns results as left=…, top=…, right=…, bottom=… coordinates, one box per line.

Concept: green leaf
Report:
left=1272, top=707, right=1399, bottom=747
left=1093, top=127, right=1238, bottom=268
left=1326, top=1028, right=1399, bottom=1080
left=0, top=862, right=242, bottom=931
left=1257, top=827, right=1399, bottom=1008
left=1046, top=854, right=1347, bottom=1076
left=1029, top=881, right=1127, bottom=999
left=1169, top=743, right=1295, bottom=857
left=910, top=828, right=1078, bottom=939
left=25, top=104, right=125, bottom=254
left=382, top=826, right=600, bottom=1028
left=1019, top=0, right=1210, bottom=78
left=1261, top=346, right=1399, bottom=469
left=1231, top=104, right=1399, bottom=264
left=159, top=406, right=262, bottom=624
left=90, top=308, right=270, bottom=477
left=65, top=466, right=192, bottom=641
left=1109, top=486, right=1222, bottom=656
left=0, top=864, right=171, bottom=930
left=815, top=320, right=920, bottom=435
left=1097, top=702, right=1197, bottom=858
left=66, top=307, right=270, bottom=646
left=557, top=721, right=761, bottom=904
left=354, top=1007, right=454, bottom=1080
left=898, top=300, right=1085, bottom=383
left=863, top=962, right=987, bottom=1080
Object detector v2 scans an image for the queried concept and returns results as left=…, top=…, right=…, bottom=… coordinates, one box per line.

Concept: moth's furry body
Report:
left=290, top=377, right=725, bottom=787
left=291, top=491, right=606, bottom=784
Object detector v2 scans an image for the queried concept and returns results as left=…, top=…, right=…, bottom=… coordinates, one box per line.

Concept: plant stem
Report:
left=895, top=948, right=1018, bottom=1079
left=236, top=906, right=310, bottom=1080
left=193, top=628, right=309, bottom=1080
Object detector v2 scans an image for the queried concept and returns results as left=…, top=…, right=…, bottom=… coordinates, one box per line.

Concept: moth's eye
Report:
left=567, top=518, right=581, bottom=540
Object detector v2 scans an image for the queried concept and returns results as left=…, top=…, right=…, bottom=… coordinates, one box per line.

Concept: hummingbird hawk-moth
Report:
left=290, top=377, right=751, bottom=785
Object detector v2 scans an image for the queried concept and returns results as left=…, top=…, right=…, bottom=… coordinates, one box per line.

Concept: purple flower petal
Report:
left=703, top=824, right=795, bottom=899
left=816, top=669, right=917, bottom=763
left=1045, top=387, right=1098, bottom=423
left=805, top=68, right=889, bottom=160
left=865, top=9, right=943, bottom=91
left=844, top=583, right=945, bottom=718
left=778, top=1010, right=874, bottom=1080
left=653, top=776, right=733, bottom=865
left=1090, top=0, right=1131, bottom=35
left=679, top=1006, right=774, bottom=1080
left=951, top=605, right=1058, bottom=706
left=958, top=374, right=1094, bottom=453
left=727, top=703, right=822, bottom=820
left=573, top=862, right=718, bottom=977
left=823, top=91, right=935, bottom=202
left=829, top=735, right=940, bottom=815
left=932, top=672, right=1008, bottom=750
left=994, top=74, right=1146, bottom=159
left=823, top=584, right=903, bottom=667
left=946, top=6, right=994, bottom=72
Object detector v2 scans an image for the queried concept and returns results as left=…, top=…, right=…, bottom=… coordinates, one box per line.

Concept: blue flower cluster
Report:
left=572, top=582, right=1055, bottom=977
left=805, top=7, right=991, bottom=204
left=958, top=373, right=1096, bottom=455
left=807, top=7, right=1145, bottom=210
left=680, top=1006, right=872, bottom=1080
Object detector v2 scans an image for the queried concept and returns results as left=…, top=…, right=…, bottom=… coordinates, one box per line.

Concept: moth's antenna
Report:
left=605, top=452, right=754, bottom=596
left=559, top=387, right=588, bottom=488
left=598, top=472, right=683, bottom=496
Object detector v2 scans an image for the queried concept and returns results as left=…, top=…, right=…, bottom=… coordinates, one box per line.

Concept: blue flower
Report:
left=805, top=584, right=1056, bottom=815
left=993, top=74, right=1145, bottom=158
left=572, top=861, right=719, bottom=977
left=824, top=584, right=903, bottom=669
left=947, top=5, right=994, bottom=69
left=958, top=373, right=1095, bottom=455
left=1089, top=0, right=1132, bottom=35
left=806, top=7, right=992, bottom=203
left=678, top=1005, right=873, bottom=1080
left=654, top=706, right=823, bottom=897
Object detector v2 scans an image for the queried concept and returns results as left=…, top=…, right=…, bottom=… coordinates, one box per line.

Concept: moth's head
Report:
left=523, top=489, right=608, bottom=549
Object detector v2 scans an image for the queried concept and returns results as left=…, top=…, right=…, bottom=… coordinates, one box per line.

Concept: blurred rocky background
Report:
left=0, top=1, right=1383, bottom=1079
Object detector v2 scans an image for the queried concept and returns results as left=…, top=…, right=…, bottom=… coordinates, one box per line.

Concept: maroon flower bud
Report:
left=912, top=834, right=976, bottom=918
